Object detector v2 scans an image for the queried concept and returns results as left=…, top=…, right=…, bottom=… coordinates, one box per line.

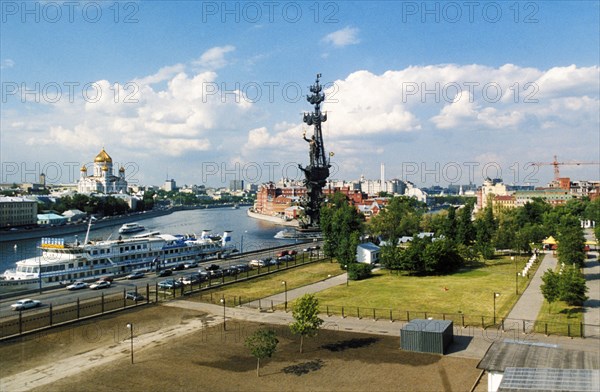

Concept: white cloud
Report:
left=192, top=45, right=236, bottom=70
left=322, top=27, right=360, bottom=47
left=0, top=59, right=15, bottom=69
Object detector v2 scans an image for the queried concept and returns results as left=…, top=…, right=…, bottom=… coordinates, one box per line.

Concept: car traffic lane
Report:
left=0, top=242, right=320, bottom=317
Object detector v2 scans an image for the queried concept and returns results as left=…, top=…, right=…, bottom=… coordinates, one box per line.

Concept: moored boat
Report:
left=1, top=230, right=235, bottom=293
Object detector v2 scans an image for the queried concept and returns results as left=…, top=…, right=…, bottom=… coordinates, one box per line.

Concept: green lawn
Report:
left=191, top=260, right=343, bottom=305
left=534, top=300, right=584, bottom=336
left=533, top=262, right=585, bottom=337
left=313, top=254, right=540, bottom=326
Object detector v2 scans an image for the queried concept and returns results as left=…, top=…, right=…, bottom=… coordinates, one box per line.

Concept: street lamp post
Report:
left=282, top=281, right=287, bottom=312
left=126, top=323, right=134, bottom=364
left=493, top=292, right=500, bottom=325
left=220, top=297, right=226, bottom=331
left=344, top=265, right=348, bottom=286
left=240, top=230, right=247, bottom=254
left=511, top=256, right=518, bottom=295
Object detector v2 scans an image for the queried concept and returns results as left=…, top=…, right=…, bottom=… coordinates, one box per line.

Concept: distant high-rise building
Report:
left=162, top=179, right=177, bottom=192
left=229, top=180, right=244, bottom=192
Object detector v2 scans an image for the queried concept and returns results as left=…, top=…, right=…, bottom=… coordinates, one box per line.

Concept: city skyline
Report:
left=1, top=1, right=599, bottom=188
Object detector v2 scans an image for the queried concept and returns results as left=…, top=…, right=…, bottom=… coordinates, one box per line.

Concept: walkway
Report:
left=505, top=251, right=558, bottom=331
left=242, top=273, right=348, bottom=309
left=583, top=231, right=600, bottom=337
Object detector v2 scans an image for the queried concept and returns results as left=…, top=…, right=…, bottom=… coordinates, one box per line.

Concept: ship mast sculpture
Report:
left=298, top=73, right=331, bottom=230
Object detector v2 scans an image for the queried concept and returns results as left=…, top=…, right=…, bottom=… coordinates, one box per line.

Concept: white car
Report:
left=11, top=299, right=41, bottom=311
left=89, top=281, right=111, bottom=290
left=66, top=281, right=88, bottom=290
left=249, top=259, right=266, bottom=268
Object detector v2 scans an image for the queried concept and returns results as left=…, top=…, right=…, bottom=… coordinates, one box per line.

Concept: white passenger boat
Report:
left=1, top=226, right=234, bottom=293
left=118, top=223, right=145, bottom=234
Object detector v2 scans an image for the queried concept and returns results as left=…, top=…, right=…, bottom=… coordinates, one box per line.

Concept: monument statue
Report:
left=298, top=73, right=331, bottom=229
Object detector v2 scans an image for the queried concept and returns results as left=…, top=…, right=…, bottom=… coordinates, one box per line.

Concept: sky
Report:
left=1, top=1, right=599, bottom=189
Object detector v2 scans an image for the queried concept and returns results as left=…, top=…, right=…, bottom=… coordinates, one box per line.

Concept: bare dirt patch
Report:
left=2, top=304, right=481, bottom=392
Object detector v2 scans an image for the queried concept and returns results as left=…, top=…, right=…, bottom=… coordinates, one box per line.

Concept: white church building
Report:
left=78, top=148, right=128, bottom=194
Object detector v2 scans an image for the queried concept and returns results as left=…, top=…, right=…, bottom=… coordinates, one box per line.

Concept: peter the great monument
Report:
left=298, top=73, right=331, bottom=231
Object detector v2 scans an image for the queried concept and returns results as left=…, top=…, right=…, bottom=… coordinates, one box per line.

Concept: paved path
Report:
left=505, top=251, right=557, bottom=331
left=583, top=231, right=600, bottom=337
left=242, top=273, right=348, bottom=309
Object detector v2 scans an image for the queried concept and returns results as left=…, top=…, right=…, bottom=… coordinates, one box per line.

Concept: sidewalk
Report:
left=505, top=251, right=557, bottom=331
left=583, top=250, right=600, bottom=338
left=242, top=273, right=348, bottom=309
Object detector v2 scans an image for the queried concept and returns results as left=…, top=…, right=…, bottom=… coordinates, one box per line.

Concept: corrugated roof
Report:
left=478, top=341, right=599, bottom=372
left=498, top=368, right=600, bottom=392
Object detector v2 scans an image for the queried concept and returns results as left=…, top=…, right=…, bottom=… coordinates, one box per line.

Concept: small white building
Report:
left=356, top=242, right=380, bottom=264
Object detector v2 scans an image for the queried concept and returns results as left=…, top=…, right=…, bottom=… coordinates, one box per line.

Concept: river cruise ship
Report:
left=1, top=230, right=234, bottom=293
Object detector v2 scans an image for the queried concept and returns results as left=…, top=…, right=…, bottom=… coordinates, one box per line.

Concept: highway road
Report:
left=0, top=241, right=323, bottom=318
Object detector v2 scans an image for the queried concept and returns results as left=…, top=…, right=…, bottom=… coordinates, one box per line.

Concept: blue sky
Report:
left=1, top=1, right=599, bottom=188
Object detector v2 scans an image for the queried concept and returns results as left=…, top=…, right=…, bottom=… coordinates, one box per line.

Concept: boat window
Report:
left=69, top=263, right=74, bottom=268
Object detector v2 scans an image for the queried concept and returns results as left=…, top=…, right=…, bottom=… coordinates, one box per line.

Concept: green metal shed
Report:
left=401, top=319, right=454, bottom=355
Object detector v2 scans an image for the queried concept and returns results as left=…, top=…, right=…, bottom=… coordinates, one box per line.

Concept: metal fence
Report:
left=1, top=286, right=150, bottom=339
left=0, top=254, right=323, bottom=340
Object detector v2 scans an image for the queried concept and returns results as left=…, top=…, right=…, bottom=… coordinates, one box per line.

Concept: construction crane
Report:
left=531, top=155, right=600, bottom=180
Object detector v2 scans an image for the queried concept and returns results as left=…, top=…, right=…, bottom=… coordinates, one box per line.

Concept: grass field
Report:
left=191, top=260, right=344, bottom=305
left=534, top=262, right=585, bottom=336
left=313, top=254, right=540, bottom=326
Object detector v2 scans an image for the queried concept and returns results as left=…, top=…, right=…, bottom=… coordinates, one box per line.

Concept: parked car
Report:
left=276, top=250, right=289, bottom=257
left=158, top=279, right=182, bottom=289
left=171, top=263, right=186, bottom=271
left=11, top=299, right=41, bottom=311
left=205, top=264, right=220, bottom=271
left=287, top=250, right=298, bottom=256
left=98, top=276, right=114, bottom=283
left=157, top=269, right=172, bottom=277
left=277, top=254, right=294, bottom=262
left=181, top=274, right=200, bottom=285
left=89, top=281, right=111, bottom=290
left=249, top=259, right=266, bottom=268
left=66, top=281, right=88, bottom=290
left=184, top=261, right=198, bottom=269
left=125, top=291, right=145, bottom=301
left=126, top=271, right=145, bottom=280
left=235, top=264, right=251, bottom=272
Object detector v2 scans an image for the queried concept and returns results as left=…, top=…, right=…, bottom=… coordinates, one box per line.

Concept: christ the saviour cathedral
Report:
left=78, top=148, right=128, bottom=194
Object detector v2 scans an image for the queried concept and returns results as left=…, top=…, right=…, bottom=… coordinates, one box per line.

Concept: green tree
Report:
left=559, top=265, right=588, bottom=306
left=441, top=206, right=457, bottom=243
left=557, top=217, right=586, bottom=267
left=540, top=269, right=561, bottom=313
left=347, top=263, right=372, bottom=280
left=368, top=196, right=424, bottom=241
left=289, top=294, right=323, bottom=354
left=456, top=201, right=476, bottom=245
left=475, top=205, right=496, bottom=259
left=320, top=192, right=364, bottom=267
left=245, top=329, right=279, bottom=377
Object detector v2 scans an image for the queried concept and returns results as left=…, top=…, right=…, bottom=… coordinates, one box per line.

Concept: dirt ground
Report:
left=1, top=304, right=483, bottom=392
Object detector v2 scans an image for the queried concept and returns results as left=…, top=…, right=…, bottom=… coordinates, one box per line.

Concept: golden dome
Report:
left=80, top=165, right=87, bottom=172
left=94, top=148, right=112, bottom=163
left=101, top=164, right=109, bottom=171
left=119, top=166, right=125, bottom=172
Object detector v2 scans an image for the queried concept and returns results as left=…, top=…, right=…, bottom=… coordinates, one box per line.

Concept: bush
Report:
left=347, top=263, right=372, bottom=280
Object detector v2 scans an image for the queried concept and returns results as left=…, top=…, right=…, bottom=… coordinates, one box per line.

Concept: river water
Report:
left=0, top=208, right=296, bottom=272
